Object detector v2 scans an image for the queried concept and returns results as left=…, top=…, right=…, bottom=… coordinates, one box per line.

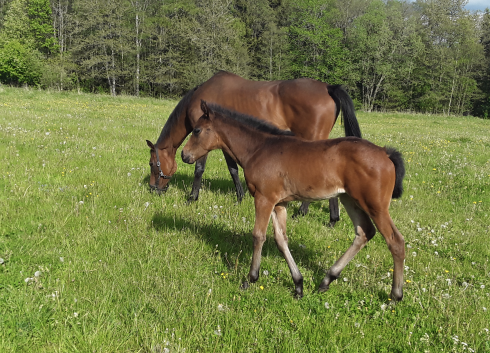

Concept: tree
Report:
left=287, top=0, right=348, bottom=84
left=70, top=0, right=131, bottom=95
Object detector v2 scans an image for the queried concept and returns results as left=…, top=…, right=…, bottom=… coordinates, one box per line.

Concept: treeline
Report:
left=0, top=0, right=489, bottom=117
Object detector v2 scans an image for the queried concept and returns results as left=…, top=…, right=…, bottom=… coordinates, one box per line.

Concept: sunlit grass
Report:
left=0, top=87, right=489, bottom=352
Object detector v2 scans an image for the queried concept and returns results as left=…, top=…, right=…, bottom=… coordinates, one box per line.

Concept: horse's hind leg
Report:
left=329, top=198, right=340, bottom=227
left=223, top=151, right=245, bottom=203
left=271, top=203, right=303, bottom=297
left=188, top=154, right=208, bottom=202
left=371, top=213, right=405, bottom=301
left=319, top=194, right=376, bottom=292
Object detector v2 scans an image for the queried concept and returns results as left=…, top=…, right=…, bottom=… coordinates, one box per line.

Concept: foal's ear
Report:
left=146, top=140, right=155, bottom=150
left=200, top=100, right=210, bottom=119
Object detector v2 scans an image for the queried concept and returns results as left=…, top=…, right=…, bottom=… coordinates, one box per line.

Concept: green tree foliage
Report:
left=0, top=0, right=488, bottom=117
left=474, top=9, right=490, bottom=118
left=288, top=0, right=347, bottom=84
left=0, top=0, right=46, bottom=85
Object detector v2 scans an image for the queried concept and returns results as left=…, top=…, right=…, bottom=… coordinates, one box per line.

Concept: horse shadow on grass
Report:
left=141, top=172, right=246, bottom=199
left=149, top=208, right=355, bottom=297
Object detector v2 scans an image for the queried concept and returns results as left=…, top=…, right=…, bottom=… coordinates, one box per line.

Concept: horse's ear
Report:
left=146, top=140, right=155, bottom=150
left=200, top=100, right=210, bottom=119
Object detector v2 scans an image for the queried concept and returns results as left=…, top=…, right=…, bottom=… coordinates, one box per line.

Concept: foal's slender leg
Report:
left=223, top=151, right=245, bottom=203
left=188, top=154, right=208, bottom=202
left=246, top=193, right=274, bottom=286
left=319, top=194, right=376, bottom=292
left=271, top=203, right=303, bottom=297
left=371, top=214, right=405, bottom=301
left=328, top=198, right=340, bottom=227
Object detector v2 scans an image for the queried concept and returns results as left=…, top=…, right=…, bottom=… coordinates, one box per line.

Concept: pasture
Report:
left=0, top=86, right=489, bottom=352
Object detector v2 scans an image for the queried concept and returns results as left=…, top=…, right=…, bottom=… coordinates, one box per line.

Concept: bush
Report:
left=0, top=40, right=44, bottom=86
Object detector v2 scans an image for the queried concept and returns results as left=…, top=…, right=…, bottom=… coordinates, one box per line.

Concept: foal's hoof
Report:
left=318, top=283, right=330, bottom=293
left=390, top=290, right=404, bottom=302
left=240, top=281, right=250, bottom=290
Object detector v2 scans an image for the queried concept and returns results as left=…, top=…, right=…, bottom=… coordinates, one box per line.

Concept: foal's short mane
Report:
left=156, top=86, right=199, bottom=145
left=208, top=104, right=295, bottom=136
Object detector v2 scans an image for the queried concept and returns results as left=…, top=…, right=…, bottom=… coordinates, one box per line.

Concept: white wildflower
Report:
left=263, top=270, right=269, bottom=276
left=324, top=302, right=330, bottom=309
left=214, top=325, right=222, bottom=336
left=34, top=271, right=41, bottom=277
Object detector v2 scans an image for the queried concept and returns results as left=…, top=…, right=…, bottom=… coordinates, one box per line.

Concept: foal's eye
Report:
left=193, top=127, right=202, bottom=135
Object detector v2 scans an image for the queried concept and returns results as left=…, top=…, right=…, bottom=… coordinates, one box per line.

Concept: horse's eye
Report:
left=193, top=127, right=202, bottom=135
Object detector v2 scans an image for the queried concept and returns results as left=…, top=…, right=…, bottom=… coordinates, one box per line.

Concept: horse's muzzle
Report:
left=150, top=184, right=169, bottom=195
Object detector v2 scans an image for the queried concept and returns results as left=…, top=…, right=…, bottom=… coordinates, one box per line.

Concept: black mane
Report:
left=208, top=104, right=294, bottom=136
left=156, top=86, right=198, bottom=145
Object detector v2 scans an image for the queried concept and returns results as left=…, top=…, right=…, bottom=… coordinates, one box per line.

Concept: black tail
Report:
left=327, top=85, right=362, bottom=138
left=386, top=147, right=405, bottom=199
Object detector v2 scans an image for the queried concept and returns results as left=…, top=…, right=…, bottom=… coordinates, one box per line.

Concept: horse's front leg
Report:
left=223, top=151, right=245, bottom=203
left=187, top=154, right=208, bottom=202
left=272, top=203, right=303, bottom=298
left=243, top=193, right=274, bottom=288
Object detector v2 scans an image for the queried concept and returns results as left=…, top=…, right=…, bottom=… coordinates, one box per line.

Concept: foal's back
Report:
left=245, top=136, right=395, bottom=205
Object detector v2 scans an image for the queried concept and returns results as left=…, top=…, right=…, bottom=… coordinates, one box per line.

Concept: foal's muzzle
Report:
left=181, top=150, right=193, bottom=164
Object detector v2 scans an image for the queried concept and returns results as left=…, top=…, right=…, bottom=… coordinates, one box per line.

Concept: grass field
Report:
left=0, top=86, right=489, bottom=352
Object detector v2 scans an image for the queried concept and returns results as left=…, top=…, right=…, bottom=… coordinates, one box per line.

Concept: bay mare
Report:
left=146, top=71, right=362, bottom=225
left=181, top=101, right=406, bottom=301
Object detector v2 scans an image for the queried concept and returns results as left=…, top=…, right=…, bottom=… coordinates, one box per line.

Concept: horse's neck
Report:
left=157, top=112, right=191, bottom=155
left=217, top=120, right=268, bottom=169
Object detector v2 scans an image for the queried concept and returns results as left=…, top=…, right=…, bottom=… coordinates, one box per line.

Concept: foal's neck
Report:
left=215, top=117, right=273, bottom=169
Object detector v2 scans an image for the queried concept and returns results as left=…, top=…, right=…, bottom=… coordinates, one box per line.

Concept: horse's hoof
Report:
left=186, top=195, right=198, bottom=204
left=240, top=281, right=249, bottom=290
left=328, top=221, right=337, bottom=228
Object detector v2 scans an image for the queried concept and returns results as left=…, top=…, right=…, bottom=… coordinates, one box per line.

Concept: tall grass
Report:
left=0, top=86, right=489, bottom=352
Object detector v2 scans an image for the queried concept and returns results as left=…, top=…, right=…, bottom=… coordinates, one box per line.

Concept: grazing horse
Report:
left=181, top=101, right=406, bottom=301
left=146, top=70, right=362, bottom=225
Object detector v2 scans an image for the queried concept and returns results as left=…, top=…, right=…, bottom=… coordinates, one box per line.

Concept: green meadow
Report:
left=0, top=87, right=489, bottom=352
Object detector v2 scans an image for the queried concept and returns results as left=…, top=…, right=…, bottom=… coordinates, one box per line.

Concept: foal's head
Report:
left=181, top=101, right=219, bottom=164
left=146, top=140, right=176, bottom=194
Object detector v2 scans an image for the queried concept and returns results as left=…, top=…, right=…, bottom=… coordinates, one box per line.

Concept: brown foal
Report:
left=181, top=101, right=406, bottom=301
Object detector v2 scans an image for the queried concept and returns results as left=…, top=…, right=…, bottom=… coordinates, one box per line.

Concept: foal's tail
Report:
left=327, top=85, right=362, bottom=138
left=386, top=147, right=405, bottom=199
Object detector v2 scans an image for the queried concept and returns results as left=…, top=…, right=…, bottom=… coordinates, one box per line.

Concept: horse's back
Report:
left=188, top=72, right=337, bottom=139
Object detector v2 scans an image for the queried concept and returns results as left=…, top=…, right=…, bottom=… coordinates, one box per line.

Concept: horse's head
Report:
left=181, top=100, right=219, bottom=165
left=146, top=140, right=177, bottom=194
